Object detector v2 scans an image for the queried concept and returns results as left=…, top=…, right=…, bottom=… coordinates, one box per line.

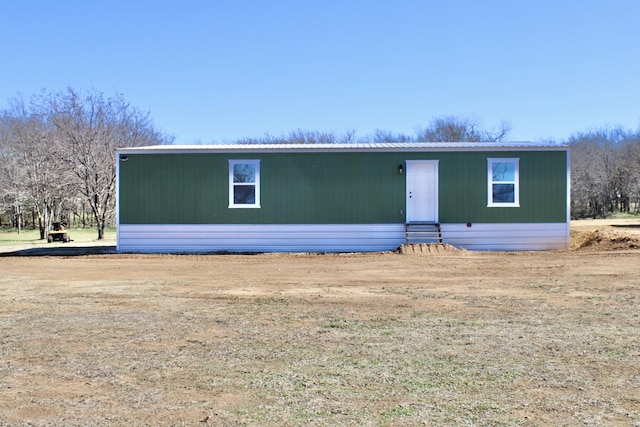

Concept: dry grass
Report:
left=2, top=275, right=638, bottom=426
left=0, top=222, right=639, bottom=425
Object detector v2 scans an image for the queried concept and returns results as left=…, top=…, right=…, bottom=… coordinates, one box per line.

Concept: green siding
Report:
left=118, top=150, right=567, bottom=224
left=435, top=151, right=567, bottom=223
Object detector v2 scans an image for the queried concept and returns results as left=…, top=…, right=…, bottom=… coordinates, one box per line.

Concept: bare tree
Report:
left=1, top=100, right=72, bottom=239
left=618, top=134, right=640, bottom=213
left=0, top=114, right=26, bottom=230
left=233, top=116, right=510, bottom=145
left=0, top=140, right=30, bottom=232
left=569, top=126, right=640, bottom=218
left=417, top=116, right=511, bottom=142
left=237, top=129, right=358, bottom=145
left=47, top=87, right=173, bottom=239
left=368, top=129, right=414, bottom=143
left=0, top=88, right=172, bottom=237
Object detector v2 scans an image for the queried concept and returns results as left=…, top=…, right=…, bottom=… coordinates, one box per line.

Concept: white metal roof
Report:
left=118, top=141, right=568, bottom=154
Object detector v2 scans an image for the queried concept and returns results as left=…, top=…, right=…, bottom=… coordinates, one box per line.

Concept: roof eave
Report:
left=118, top=142, right=568, bottom=155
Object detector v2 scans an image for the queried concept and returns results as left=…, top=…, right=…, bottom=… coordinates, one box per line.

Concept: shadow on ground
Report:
left=0, top=246, right=117, bottom=257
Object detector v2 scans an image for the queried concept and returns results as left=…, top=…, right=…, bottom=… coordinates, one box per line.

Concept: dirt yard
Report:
left=0, top=220, right=639, bottom=426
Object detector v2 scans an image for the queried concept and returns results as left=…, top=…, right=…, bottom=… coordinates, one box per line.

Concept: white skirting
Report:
left=117, top=224, right=406, bottom=253
left=440, top=222, right=569, bottom=251
left=117, top=222, right=569, bottom=253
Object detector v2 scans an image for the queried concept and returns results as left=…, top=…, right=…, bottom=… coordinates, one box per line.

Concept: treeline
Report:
left=0, top=87, right=173, bottom=239
left=236, top=116, right=512, bottom=144
left=568, top=127, right=640, bottom=218
left=1, top=88, right=638, bottom=238
left=237, top=117, right=640, bottom=219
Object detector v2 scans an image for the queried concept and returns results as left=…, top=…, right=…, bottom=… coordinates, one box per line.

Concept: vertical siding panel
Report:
left=119, top=149, right=567, bottom=226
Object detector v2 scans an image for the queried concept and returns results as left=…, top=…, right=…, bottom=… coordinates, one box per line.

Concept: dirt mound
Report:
left=571, top=228, right=640, bottom=251
left=398, top=243, right=466, bottom=255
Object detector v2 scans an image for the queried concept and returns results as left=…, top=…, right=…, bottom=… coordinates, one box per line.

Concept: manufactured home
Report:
left=116, top=142, right=569, bottom=252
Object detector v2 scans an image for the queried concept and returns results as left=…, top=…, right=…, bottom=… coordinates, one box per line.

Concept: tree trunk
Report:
left=16, top=205, right=21, bottom=234
left=39, top=217, right=45, bottom=240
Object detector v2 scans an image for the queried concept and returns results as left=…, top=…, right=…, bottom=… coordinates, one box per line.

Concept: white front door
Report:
left=406, top=160, right=438, bottom=223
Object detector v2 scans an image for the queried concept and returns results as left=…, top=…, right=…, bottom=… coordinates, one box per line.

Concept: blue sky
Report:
left=1, top=1, right=639, bottom=144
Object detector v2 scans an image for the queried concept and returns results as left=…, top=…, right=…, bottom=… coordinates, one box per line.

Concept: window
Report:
left=229, top=160, right=260, bottom=208
left=487, top=158, right=519, bottom=207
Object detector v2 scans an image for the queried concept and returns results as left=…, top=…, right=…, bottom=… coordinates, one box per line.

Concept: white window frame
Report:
left=487, top=158, right=520, bottom=207
left=229, top=160, right=261, bottom=208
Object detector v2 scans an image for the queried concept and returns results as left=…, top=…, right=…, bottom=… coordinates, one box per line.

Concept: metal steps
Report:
left=405, top=222, right=442, bottom=244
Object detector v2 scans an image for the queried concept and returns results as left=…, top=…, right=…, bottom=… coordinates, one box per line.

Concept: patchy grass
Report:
left=1, top=253, right=639, bottom=426
left=0, top=227, right=115, bottom=247
left=0, top=223, right=639, bottom=425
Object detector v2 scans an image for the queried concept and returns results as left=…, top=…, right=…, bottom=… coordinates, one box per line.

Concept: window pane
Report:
left=233, top=164, right=255, bottom=183
left=234, top=185, right=255, bottom=204
left=492, top=162, right=515, bottom=181
left=493, top=184, right=515, bottom=203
